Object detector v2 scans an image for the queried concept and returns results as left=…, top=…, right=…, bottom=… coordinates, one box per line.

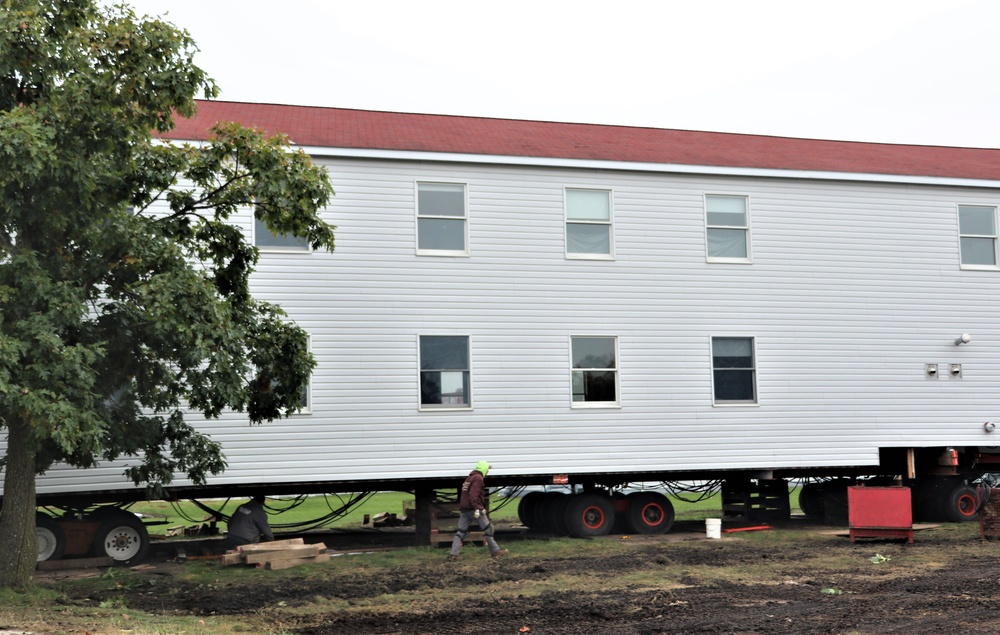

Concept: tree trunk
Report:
left=0, top=415, right=38, bottom=588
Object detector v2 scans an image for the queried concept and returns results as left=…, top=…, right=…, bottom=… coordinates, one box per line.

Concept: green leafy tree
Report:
left=0, top=1, right=335, bottom=587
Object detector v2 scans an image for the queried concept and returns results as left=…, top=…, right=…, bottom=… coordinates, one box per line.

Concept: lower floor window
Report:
left=712, top=336, right=757, bottom=404
left=571, top=336, right=618, bottom=406
left=420, top=335, right=471, bottom=408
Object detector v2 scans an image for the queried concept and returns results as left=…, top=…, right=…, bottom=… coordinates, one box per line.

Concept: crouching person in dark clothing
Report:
left=449, top=461, right=508, bottom=560
left=227, top=495, right=274, bottom=550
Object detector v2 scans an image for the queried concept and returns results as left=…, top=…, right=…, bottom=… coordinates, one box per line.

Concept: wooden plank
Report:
left=243, top=544, right=326, bottom=565
left=36, top=556, right=113, bottom=571
left=220, top=552, right=246, bottom=566
left=263, top=553, right=331, bottom=570
left=236, top=538, right=304, bottom=553
left=249, top=547, right=328, bottom=566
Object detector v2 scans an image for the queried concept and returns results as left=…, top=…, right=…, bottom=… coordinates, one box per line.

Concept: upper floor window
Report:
left=571, top=336, right=619, bottom=407
left=254, top=217, right=309, bottom=252
left=705, top=195, right=750, bottom=262
left=712, top=336, right=757, bottom=405
left=959, top=205, right=998, bottom=268
left=566, top=188, right=613, bottom=258
left=419, top=335, right=471, bottom=409
left=417, top=182, right=468, bottom=255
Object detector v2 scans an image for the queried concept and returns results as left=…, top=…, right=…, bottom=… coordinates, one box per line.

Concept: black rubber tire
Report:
left=546, top=493, right=573, bottom=537
left=36, top=513, right=66, bottom=562
left=532, top=492, right=563, bottom=532
left=517, top=491, right=547, bottom=529
left=566, top=493, right=615, bottom=538
left=797, top=483, right=823, bottom=519
left=941, top=483, right=979, bottom=523
left=611, top=492, right=629, bottom=534
left=625, top=491, right=675, bottom=534
left=911, top=480, right=945, bottom=522
left=92, top=510, right=150, bottom=565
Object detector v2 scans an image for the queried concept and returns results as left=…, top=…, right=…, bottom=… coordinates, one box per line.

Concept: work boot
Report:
left=447, top=554, right=459, bottom=561
left=490, top=549, right=509, bottom=558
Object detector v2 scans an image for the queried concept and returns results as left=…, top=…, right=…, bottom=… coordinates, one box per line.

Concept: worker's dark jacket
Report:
left=228, top=500, right=274, bottom=543
left=459, top=470, right=488, bottom=511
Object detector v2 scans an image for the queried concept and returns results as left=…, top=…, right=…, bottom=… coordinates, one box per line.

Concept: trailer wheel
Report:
left=611, top=492, right=629, bottom=534
left=546, top=493, right=573, bottom=537
left=517, top=491, right=547, bottom=529
left=566, top=493, right=615, bottom=538
left=36, top=513, right=66, bottom=562
left=797, top=483, right=823, bottom=519
left=92, top=510, right=149, bottom=565
left=941, top=483, right=979, bottom=522
left=625, top=492, right=674, bottom=534
left=910, top=480, right=942, bottom=522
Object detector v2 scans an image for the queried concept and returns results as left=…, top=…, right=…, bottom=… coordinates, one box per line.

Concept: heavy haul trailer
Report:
left=15, top=101, right=1000, bottom=563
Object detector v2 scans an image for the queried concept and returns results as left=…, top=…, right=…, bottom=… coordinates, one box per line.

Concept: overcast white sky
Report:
left=123, top=0, right=1000, bottom=148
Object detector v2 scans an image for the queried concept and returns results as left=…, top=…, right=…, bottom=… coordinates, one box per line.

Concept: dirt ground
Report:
left=53, top=523, right=1000, bottom=635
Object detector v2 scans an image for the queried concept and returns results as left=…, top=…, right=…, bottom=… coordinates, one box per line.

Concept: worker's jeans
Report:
left=449, top=510, right=501, bottom=556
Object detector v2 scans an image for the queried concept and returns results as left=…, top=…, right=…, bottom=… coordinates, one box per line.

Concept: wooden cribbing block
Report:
left=221, top=552, right=246, bottom=566
left=243, top=544, right=326, bottom=564
left=236, top=538, right=304, bottom=553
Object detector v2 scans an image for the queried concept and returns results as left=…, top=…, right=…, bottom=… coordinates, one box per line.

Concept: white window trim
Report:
left=252, top=216, right=312, bottom=253
left=417, top=334, right=474, bottom=412
left=415, top=181, right=470, bottom=257
left=958, top=203, right=1000, bottom=271
left=704, top=193, right=752, bottom=264
left=710, top=335, right=759, bottom=407
left=569, top=335, right=621, bottom=409
left=564, top=186, right=615, bottom=261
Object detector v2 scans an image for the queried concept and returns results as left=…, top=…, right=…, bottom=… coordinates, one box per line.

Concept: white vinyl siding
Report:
left=705, top=194, right=750, bottom=262
left=417, top=182, right=468, bottom=255
left=22, top=154, right=1000, bottom=496
left=565, top=188, right=613, bottom=258
left=959, top=205, right=998, bottom=268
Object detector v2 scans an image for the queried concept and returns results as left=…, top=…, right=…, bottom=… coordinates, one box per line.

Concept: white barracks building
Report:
left=26, top=101, right=1000, bottom=534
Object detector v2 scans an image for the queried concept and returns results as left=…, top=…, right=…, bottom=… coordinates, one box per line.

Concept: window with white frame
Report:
left=566, top=188, right=613, bottom=258
left=959, top=205, right=998, bottom=267
left=419, top=335, right=471, bottom=409
left=712, top=337, right=756, bottom=404
left=571, top=336, right=618, bottom=406
left=705, top=195, right=750, bottom=261
left=417, top=182, right=467, bottom=255
left=254, top=217, right=310, bottom=252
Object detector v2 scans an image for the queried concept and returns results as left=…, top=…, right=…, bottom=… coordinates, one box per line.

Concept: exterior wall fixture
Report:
left=985, top=422, right=996, bottom=433
left=955, top=333, right=972, bottom=345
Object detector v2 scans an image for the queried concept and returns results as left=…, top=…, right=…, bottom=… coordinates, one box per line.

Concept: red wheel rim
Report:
left=957, top=493, right=978, bottom=517
left=582, top=506, right=605, bottom=530
left=640, top=503, right=664, bottom=527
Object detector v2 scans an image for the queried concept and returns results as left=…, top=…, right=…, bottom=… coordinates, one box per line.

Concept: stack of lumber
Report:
left=221, top=537, right=330, bottom=570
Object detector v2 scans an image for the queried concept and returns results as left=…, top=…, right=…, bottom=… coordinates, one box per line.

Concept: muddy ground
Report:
left=56, top=523, right=1000, bottom=634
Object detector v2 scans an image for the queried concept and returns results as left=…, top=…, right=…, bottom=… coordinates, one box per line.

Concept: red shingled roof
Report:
left=160, top=100, right=1000, bottom=182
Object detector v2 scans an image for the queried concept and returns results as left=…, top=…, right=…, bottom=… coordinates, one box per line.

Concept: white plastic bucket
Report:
left=705, top=518, right=722, bottom=539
